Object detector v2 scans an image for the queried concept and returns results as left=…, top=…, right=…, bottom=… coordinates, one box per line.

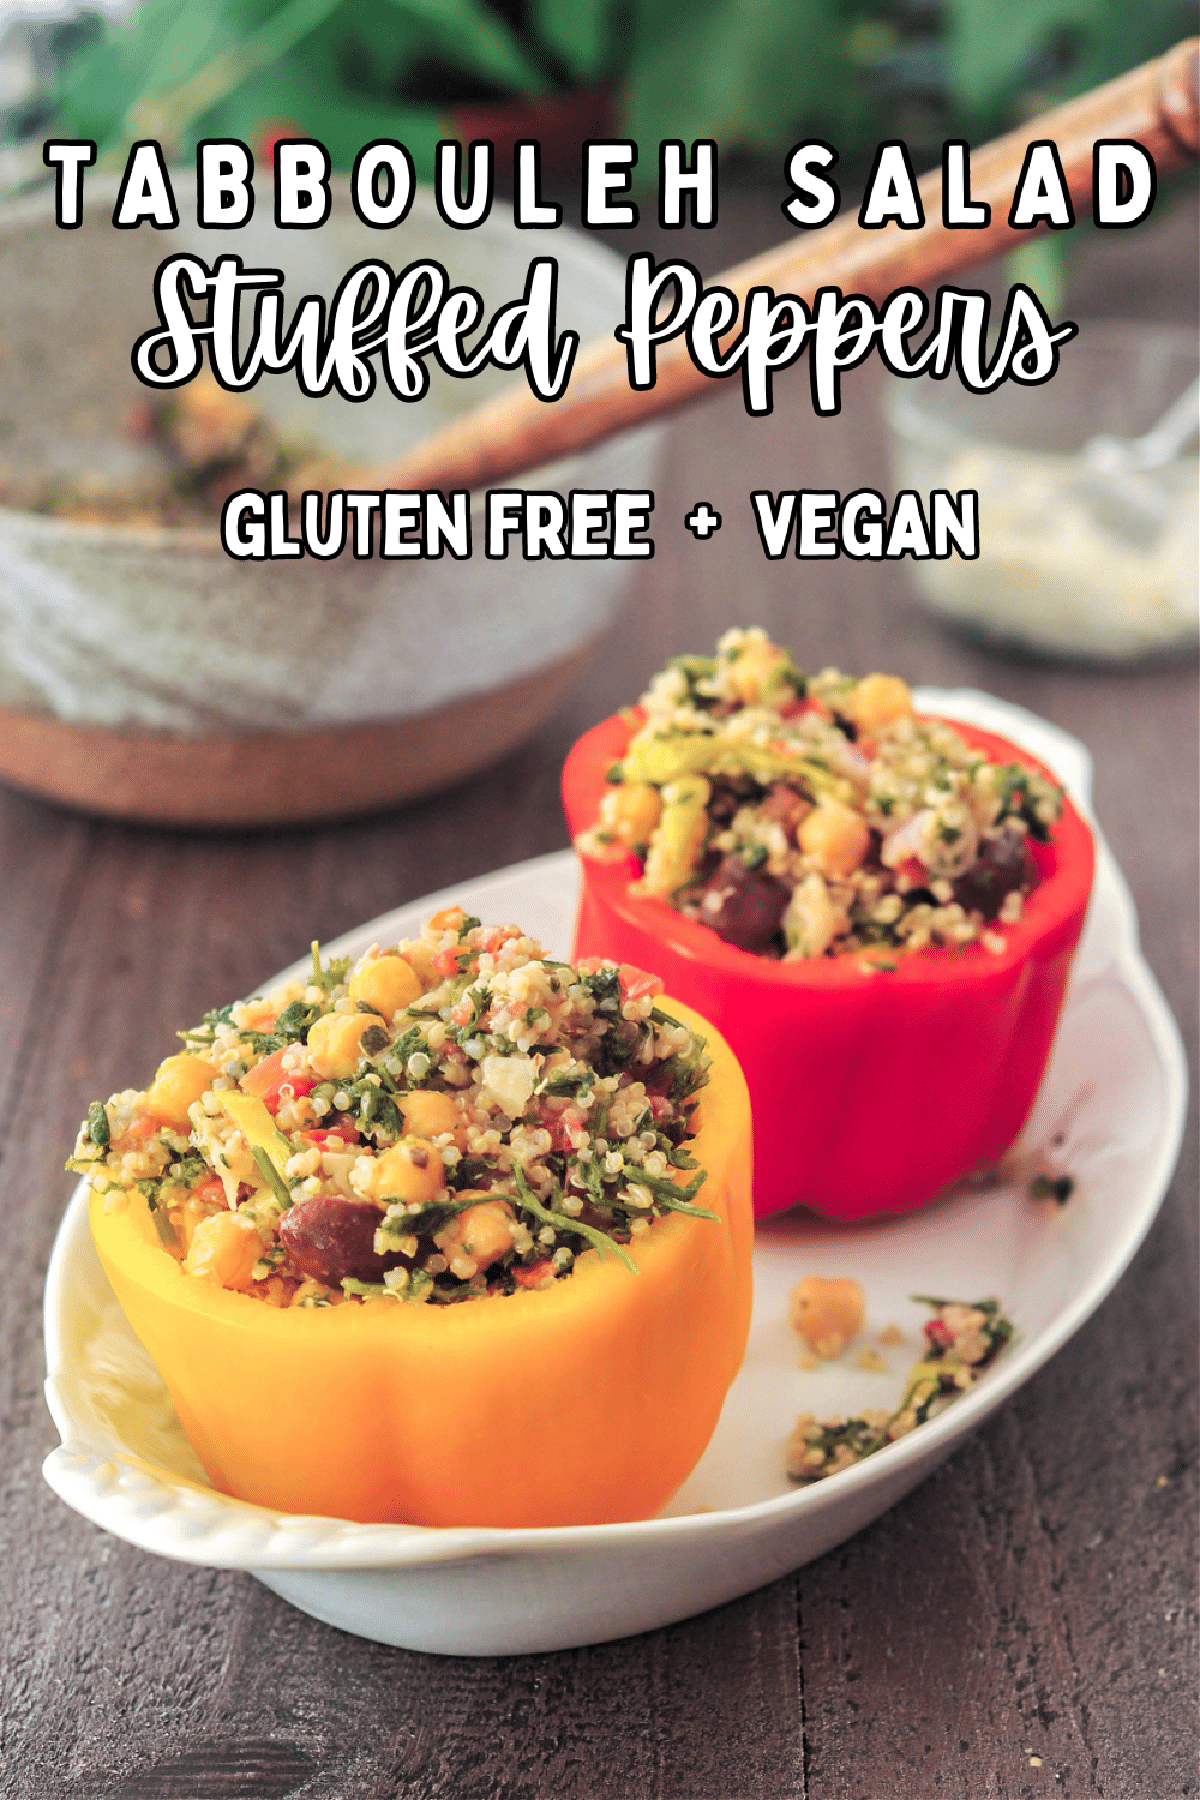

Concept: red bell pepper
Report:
left=563, top=712, right=1094, bottom=1221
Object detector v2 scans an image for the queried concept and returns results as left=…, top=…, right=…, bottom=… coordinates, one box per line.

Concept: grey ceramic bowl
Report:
left=0, top=176, right=658, bottom=823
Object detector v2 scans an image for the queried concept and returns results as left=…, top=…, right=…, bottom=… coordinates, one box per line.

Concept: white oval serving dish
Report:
left=42, top=692, right=1187, bottom=1654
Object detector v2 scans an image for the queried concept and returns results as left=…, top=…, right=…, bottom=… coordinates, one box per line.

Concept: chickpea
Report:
left=177, top=1190, right=226, bottom=1257
left=362, top=1138, right=444, bottom=1205
left=307, top=1010, right=377, bottom=1080
left=798, top=799, right=871, bottom=878
left=348, top=953, right=422, bottom=1020
left=435, top=1196, right=516, bottom=1272
left=600, top=782, right=662, bottom=850
left=400, top=941, right=439, bottom=987
left=399, top=1090, right=459, bottom=1138
left=184, top=1211, right=263, bottom=1291
left=789, top=1275, right=865, bottom=1359
left=850, top=673, right=913, bottom=734
left=728, top=638, right=788, bottom=705
left=235, top=996, right=282, bottom=1033
left=146, top=1053, right=216, bottom=1129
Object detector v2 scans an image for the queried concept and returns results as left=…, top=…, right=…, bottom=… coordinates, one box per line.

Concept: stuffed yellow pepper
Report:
left=70, top=909, right=753, bottom=1528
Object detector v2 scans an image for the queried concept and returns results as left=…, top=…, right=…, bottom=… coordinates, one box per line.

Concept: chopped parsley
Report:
left=1028, top=1173, right=1075, bottom=1204
left=308, top=944, right=352, bottom=993
left=787, top=1296, right=1015, bottom=1485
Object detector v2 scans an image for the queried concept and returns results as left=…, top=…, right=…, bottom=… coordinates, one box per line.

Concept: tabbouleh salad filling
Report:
left=68, top=909, right=714, bottom=1309
left=1, top=374, right=340, bottom=529
left=786, top=1296, right=1015, bottom=1483
left=579, top=627, right=1064, bottom=962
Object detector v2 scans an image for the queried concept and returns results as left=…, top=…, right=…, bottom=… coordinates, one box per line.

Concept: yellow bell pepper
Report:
left=220, top=1092, right=293, bottom=1179
left=88, top=1000, right=754, bottom=1529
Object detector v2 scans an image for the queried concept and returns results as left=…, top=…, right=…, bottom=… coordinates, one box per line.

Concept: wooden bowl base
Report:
left=0, top=652, right=587, bottom=827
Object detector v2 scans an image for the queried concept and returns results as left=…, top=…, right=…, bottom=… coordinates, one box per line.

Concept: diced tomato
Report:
left=267, top=1076, right=315, bottom=1115
left=923, top=1319, right=955, bottom=1351
left=242, top=1047, right=289, bottom=1095
left=304, top=1126, right=360, bottom=1148
left=127, top=1117, right=160, bottom=1142
left=512, top=1261, right=556, bottom=1289
left=434, top=948, right=464, bottom=976
left=191, top=1174, right=226, bottom=1205
left=648, top=1095, right=675, bottom=1122
left=896, top=856, right=928, bottom=885
left=781, top=695, right=828, bottom=721
left=242, top=1046, right=314, bottom=1114
left=779, top=697, right=808, bottom=720
left=479, top=927, right=518, bottom=954
left=618, top=964, right=664, bottom=1003
left=449, top=997, right=475, bottom=1027
left=537, top=1105, right=586, bottom=1154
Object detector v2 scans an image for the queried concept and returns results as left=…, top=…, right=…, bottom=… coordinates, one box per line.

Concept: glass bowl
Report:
left=887, top=323, right=1198, bottom=662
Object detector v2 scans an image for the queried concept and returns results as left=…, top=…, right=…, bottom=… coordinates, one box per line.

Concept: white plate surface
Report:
left=42, top=691, right=1187, bottom=1655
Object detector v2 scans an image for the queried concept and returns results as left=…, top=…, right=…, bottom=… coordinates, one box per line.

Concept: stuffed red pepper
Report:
left=564, top=629, right=1094, bottom=1220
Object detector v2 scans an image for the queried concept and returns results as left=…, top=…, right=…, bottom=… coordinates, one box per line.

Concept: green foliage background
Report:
left=57, top=0, right=1197, bottom=180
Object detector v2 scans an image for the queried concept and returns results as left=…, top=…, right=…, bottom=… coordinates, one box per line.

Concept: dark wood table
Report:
left=6, top=193, right=1196, bottom=1799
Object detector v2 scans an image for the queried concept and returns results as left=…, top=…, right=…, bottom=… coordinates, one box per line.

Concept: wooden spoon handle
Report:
left=367, top=38, right=1200, bottom=493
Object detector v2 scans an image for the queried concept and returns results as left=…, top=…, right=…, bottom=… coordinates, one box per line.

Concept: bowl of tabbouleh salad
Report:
left=0, top=179, right=656, bottom=826
left=563, top=628, right=1095, bottom=1222
left=70, top=908, right=753, bottom=1528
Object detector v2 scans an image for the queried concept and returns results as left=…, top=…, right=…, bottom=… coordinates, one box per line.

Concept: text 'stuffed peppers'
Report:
left=564, top=716, right=1094, bottom=1222
left=88, top=1000, right=753, bottom=1529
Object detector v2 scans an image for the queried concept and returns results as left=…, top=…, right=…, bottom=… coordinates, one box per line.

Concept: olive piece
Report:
left=359, top=1022, right=391, bottom=1056
left=952, top=826, right=1035, bottom=922
left=695, top=854, right=791, bottom=954
left=706, top=773, right=765, bottom=827
left=280, top=1195, right=402, bottom=1285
